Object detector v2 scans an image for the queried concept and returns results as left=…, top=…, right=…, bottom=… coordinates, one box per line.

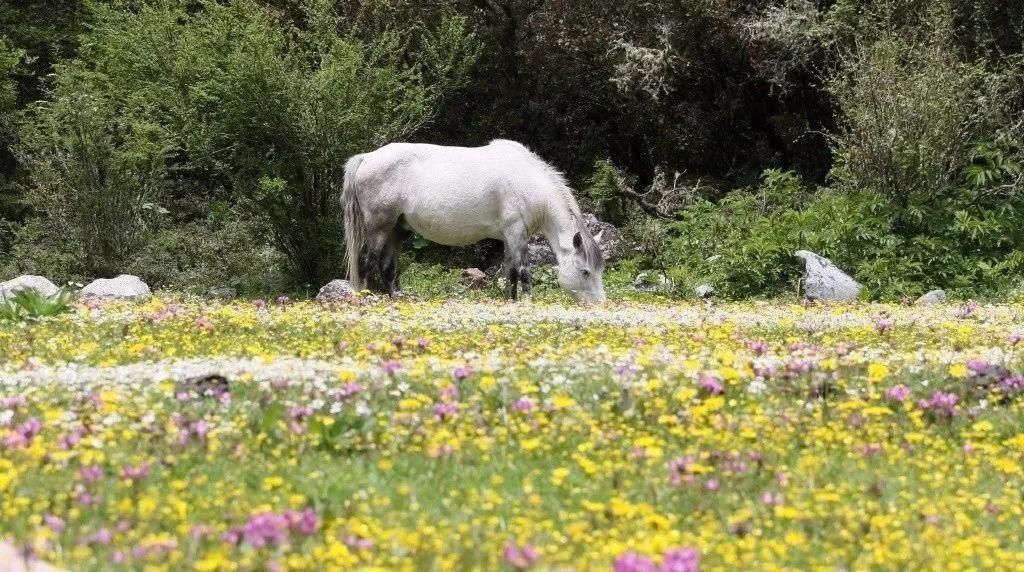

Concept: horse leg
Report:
left=359, top=230, right=389, bottom=293
left=518, top=264, right=533, bottom=298
left=380, top=229, right=403, bottom=296
left=503, top=226, right=528, bottom=301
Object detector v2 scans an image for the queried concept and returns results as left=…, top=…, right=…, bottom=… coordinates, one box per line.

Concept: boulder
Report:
left=527, top=213, right=623, bottom=267
left=794, top=250, right=861, bottom=302
left=462, top=268, right=487, bottom=289
left=0, top=275, right=59, bottom=302
left=633, top=271, right=671, bottom=293
left=527, top=242, right=557, bottom=267
left=916, top=289, right=946, bottom=305
left=694, top=284, right=715, bottom=299
left=316, top=279, right=355, bottom=302
left=581, top=213, right=624, bottom=261
left=79, top=275, right=152, bottom=301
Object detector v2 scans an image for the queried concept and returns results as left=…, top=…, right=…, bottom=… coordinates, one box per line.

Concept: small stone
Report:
left=79, top=275, right=152, bottom=301
left=462, top=268, right=487, bottom=289
left=633, top=271, right=671, bottom=293
left=916, top=290, right=946, bottom=305
left=794, top=250, right=861, bottom=302
left=316, top=279, right=355, bottom=302
left=695, top=284, right=715, bottom=298
left=0, top=275, right=59, bottom=302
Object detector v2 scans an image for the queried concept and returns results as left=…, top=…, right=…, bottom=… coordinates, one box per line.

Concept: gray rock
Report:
left=462, top=268, right=487, bottom=289
left=79, top=275, right=152, bottom=300
left=527, top=213, right=623, bottom=267
left=794, top=250, right=862, bottom=302
left=205, top=287, right=238, bottom=300
left=694, top=284, right=715, bottom=298
left=633, top=271, right=671, bottom=293
left=0, top=275, right=59, bottom=302
left=316, top=279, right=355, bottom=302
left=581, top=213, right=624, bottom=261
left=916, top=289, right=947, bottom=305
left=527, top=242, right=557, bottom=267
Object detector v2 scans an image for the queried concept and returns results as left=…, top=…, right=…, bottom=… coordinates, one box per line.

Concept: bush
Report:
left=14, top=0, right=479, bottom=287
left=16, top=91, right=171, bottom=278
left=0, top=37, right=19, bottom=115
left=0, top=287, right=72, bottom=322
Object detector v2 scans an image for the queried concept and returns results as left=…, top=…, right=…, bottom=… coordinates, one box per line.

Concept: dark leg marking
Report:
left=380, top=231, right=403, bottom=296
left=518, top=266, right=532, bottom=297
left=506, top=266, right=520, bottom=301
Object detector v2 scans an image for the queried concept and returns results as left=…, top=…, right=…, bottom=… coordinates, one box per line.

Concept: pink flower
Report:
left=885, top=385, right=911, bottom=403
left=91, top=528, right=113, bottom=545
left=433, top=401, right=458, bottom=422
left=44, top=515, right=66, bottom=533
left=79, top=465, right=103, bottom=484
left=874, top=318, right=894, bottom=333
left=698, top=375, right=724, bottom=395
left=285, top=508, right=319, bottom=536
left=966, top=358, right=990, bottom=374
left=513, top=397, right=535, bottom=412
left=860, top=443, right=883, bottom=456
left=661, top=547, right=700, bottom=572
left=242, top=512, right=289, bottom=548
left=343, top=535, right=375, bottom=550
left=121, top=463, right=151, bottom=482
left=614, top=552, right=657, bottom=572
left=503, top=542, right=540, bottom=569
left=1, top=395, right=26, bottom=408
left=381, top=360, right=401, bottom=374
left=452, top=366, right=473, bottom=380
left=193, top=420, right=211, bottom=438
left=194, top=316, right=215, bottom=332
left=918, top=391, right=958, bottom=418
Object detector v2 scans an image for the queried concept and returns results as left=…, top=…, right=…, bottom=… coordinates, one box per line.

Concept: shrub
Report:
left=16, top=91, right=171, bottom=278
left=0, top=287, right=72, bottom=322
left=582, top=160, right=631, bottom=224
left=0, top=37, right=19, bottom=115
left=15, top=0, right=479, bottom=287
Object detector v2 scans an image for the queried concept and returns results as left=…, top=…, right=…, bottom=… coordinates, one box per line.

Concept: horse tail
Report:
left=343, top=155, right=366, bottom=288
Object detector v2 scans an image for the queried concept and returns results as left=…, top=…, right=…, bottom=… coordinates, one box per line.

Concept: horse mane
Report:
left=489, top=139, right=603, bottom=268
left=489, top=139, right=583, bottom=219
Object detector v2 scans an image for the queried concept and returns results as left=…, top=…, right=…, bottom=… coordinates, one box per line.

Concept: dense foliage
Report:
left=0, top=0, right=1022, bottom=296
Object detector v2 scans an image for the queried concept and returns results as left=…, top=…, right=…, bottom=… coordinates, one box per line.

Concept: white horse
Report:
left=342, top=140, right=606, bottom=303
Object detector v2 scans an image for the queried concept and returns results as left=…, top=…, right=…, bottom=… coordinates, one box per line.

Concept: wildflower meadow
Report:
left=2, top=296, right=1024, bottom=571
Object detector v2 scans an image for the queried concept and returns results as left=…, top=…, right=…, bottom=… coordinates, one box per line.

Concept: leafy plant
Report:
left=0, top=287, right=72, bottom=322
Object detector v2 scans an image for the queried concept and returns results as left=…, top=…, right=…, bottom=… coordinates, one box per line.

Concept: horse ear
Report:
left=573, top=232, right=583, bottom=251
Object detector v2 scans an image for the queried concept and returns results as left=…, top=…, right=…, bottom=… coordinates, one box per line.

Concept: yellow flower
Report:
left=550, top=467, right=571, bottom=486
left=867, top=363, right=889, bottom=383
